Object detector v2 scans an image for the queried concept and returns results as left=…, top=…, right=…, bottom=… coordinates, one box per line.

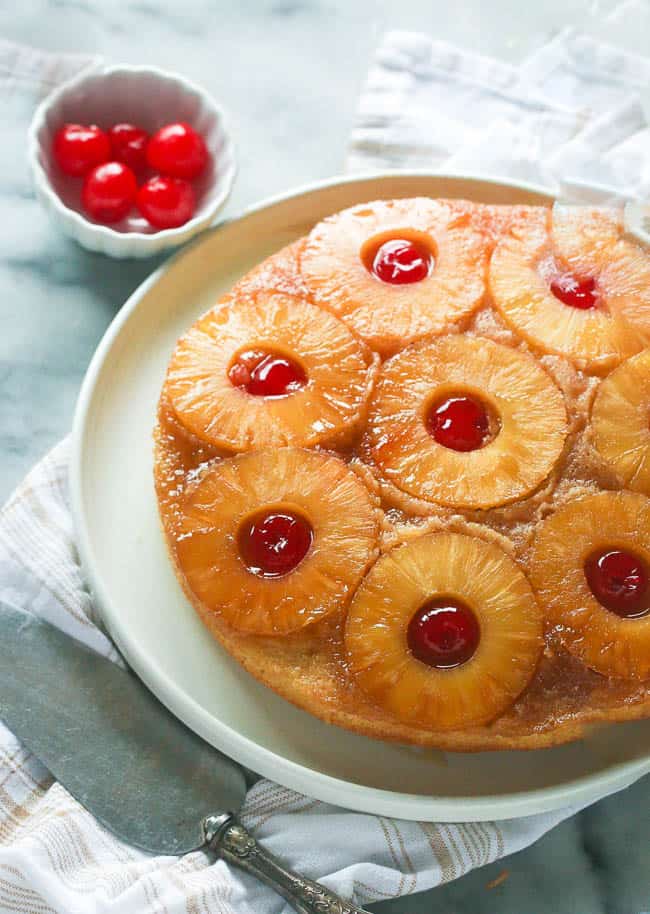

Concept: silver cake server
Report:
left=0, top=600, right=367, bottom=914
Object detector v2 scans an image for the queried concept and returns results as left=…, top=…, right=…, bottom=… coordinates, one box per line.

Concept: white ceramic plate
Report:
left=71, top=173, right=650, bottom=822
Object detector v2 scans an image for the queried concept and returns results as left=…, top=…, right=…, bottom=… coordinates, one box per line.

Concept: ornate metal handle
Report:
left=203, top=813, right=368, bottom=914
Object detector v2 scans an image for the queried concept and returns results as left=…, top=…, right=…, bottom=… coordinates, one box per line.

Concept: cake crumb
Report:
left=486, top=869, right=510, bottom=890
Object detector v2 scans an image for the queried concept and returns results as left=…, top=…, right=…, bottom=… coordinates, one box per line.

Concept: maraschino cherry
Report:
left=146, top=122, right=209, bottom=180
left=136, top=176, right=196, bottom=229
left=54, top=124, right=110, bottom=176
left=550, top=275, right=598, bottom=310
left=370, top=239, right=433, bottom=284
left=53, top=118, right=210, bottom=229
left=108, top=123, right=149, bottom=172
left=82, top=162, right=137, bottom=223
left=427, top=395, right=491, bottom=452
left=408, top=598, right=480, bottom=668
left=229, top=350, right=307, bottom=397
left=584, top=548, right=650, bottom=618
left=238, top=509, right=313, bottom=578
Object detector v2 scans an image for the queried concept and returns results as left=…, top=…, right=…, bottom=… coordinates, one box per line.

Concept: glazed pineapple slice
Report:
left=591, top=348, right=650, bottom=493
left=165, top=288, right=377, bottom=452
left=365, top=335, right=567, bottom=510
left=233, top=240, right=310, bottom=298
left=489, top=206, right=650, bottom=374
left=300, top=197, right=488, bottom=356
left=530, top=491, right=650, bottom=680
left=345, top=532, right=543, bottom=730
left=175, top=447, right=380, bottom=636
left=480, top=204, right=542, bottom=246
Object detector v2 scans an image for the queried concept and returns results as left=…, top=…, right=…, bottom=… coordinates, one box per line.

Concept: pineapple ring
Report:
left=232, top=240, right=310, bottom=299
left=365, top=335, right=568, bottom=510
left=530, top=491, right=650, bottom=680
left=345, top=532, right=543, bottom=730
left=490, top=206, right=650, bottom=375
left=174, top=447, right=380, bottom=636
left=165, top=288, right=377, bottom=452
left=591, top=348, right=650, bottom=494
left=300, top=198, right=488, bottom=356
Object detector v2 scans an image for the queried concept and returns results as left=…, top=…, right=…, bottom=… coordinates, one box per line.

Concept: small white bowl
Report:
left=28, top=65, right=237, bottom=258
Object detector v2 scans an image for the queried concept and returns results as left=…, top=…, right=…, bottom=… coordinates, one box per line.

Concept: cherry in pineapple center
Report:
left=228, top=349, right=307, bottom=397
left=365, top=237, right=434, bottom=285
left=426, top=392, right=496, bottom=452
left=550, top=274, right=599, bottom=310
left=238, top=507, right=314, bottom=578
left=584, top=548, right=650, bottom=618
left=407, top=598, right=480, bottom=669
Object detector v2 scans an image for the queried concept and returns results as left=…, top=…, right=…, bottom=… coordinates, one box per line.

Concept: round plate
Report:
left=71, top=173, right=650, bottom=822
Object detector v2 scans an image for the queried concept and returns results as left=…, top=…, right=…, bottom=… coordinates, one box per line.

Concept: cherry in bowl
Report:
left=53, top=124, right=110, bottom=177
left=136, top=176, right=196, bottom=229
left=108, top=123, right=149, bottom=173
left=82, top=162, right=137, bottom=224
left=146, top=122, right=209, bottom=180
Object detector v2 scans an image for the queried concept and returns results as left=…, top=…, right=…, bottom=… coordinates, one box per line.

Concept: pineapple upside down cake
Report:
left=154, top=197, right=650, bottom=751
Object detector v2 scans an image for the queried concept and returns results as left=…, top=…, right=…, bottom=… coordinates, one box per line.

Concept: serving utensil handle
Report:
left=204, top=814, right=368, bottom=914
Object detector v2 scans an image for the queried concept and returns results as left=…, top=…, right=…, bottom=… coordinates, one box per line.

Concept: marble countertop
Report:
left=1, top=1, right=649, bottom=912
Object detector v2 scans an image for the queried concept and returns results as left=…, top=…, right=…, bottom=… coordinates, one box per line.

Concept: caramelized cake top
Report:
left=154, top=199, right=650, bottom=750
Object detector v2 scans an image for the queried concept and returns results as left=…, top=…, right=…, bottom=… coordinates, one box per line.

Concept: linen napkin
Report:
left=347, top=11, right=650, bottom=203
left=2, top=20, right=650, bottom=913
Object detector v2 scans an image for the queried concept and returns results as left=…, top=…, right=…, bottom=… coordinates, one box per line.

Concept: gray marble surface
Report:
left=0, top=1, right=649, bottom=912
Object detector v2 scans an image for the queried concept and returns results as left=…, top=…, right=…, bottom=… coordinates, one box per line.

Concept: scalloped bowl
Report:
left=28, top=65, right=237, bottom=258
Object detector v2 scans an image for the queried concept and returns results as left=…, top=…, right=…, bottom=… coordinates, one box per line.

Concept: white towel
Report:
left=2, top=24, right=650, bottom=914
left=347, top=14, right=650, bottom=204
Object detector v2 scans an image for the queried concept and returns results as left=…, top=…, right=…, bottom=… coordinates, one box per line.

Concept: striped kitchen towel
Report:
left=0, top=438, right=615, bottom=914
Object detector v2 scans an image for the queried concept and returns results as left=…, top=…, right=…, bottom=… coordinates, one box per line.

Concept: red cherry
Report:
left=550, top=275, right=598, bottom=310
left=136, top=176, right=196, bottom=229
left=408, top=598, right=480, bottom=669
left=238, top=509, right=313, bottom=578
left=370, top=239, right=433, bottom=285
left=228, top=350, right=307, bottom=397
left=146, top=122, right=208, bottom=179
left=427, top=395, right=491, bottom=452
left=53, top=123, right=110, bottom=176
left=81, top=161, right=137, bottom=224
left=108, top=123, right=149, bottom=172
left=584, top=548, right=650, bottom=618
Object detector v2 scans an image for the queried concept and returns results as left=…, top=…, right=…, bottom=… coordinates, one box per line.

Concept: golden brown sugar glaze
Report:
left=154, top=200, right=650, bottom=750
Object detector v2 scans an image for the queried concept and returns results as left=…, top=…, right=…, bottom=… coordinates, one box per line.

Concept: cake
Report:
left=154, top=197, right=650, bottom=750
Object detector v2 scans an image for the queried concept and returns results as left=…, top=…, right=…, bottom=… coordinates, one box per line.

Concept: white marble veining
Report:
left=0, top=1, right=649, bottom=912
